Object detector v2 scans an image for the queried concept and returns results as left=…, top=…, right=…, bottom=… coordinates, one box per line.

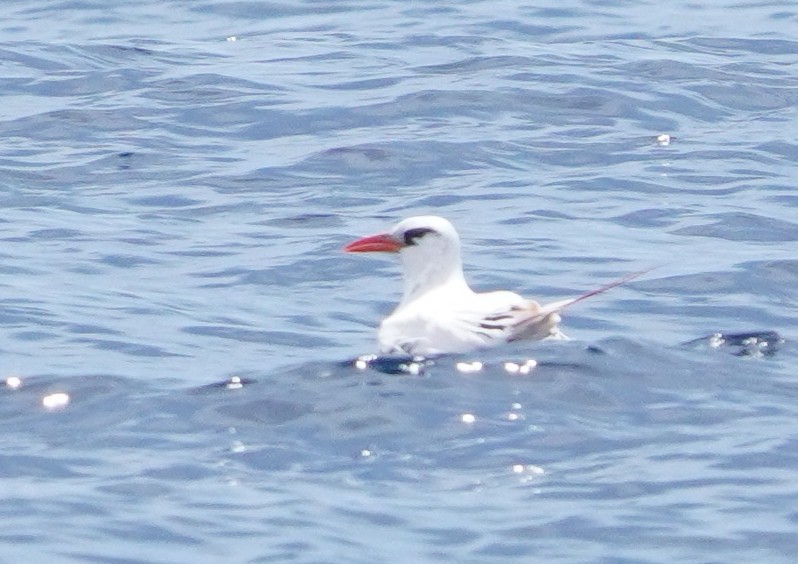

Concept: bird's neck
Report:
left=399, top=259, right=471, bottom=307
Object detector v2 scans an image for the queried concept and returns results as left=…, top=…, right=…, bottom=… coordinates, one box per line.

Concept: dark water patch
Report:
left=182, top=324, right=335, bottom=347
left=262, top=213, right=345, bottom=230
left=70, top=338, right=186, bottom=358
left=686, top=37, right=798, bottom=55
left=671, top=212, right=798, bottom=242
left=129, top=195, right=202, bottom=208
left=682, top=331, right=784, bottom=357
left=98, top=254, right=163, bottom=268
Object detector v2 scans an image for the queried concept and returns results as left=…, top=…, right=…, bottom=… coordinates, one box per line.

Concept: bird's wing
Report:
left=448, top=293, right=563, bottom=345
left=379, top=291, right=553, bottom=355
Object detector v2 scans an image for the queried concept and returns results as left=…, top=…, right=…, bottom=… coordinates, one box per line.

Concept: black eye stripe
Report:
left=403, top=227, right=436, bottom=245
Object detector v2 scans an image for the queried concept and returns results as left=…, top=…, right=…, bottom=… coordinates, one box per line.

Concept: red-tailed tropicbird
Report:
left=345, top=215, right=645, bottom=356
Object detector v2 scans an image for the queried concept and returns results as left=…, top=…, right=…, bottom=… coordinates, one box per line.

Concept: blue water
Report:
left=2, top=0, right=798, bottom=561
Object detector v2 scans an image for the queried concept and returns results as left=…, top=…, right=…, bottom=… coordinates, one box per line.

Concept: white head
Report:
left=344, top=216, right=470, bottom=303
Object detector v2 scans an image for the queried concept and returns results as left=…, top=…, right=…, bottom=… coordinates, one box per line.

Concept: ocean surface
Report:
left=1, top=0, right=797, bottom=561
